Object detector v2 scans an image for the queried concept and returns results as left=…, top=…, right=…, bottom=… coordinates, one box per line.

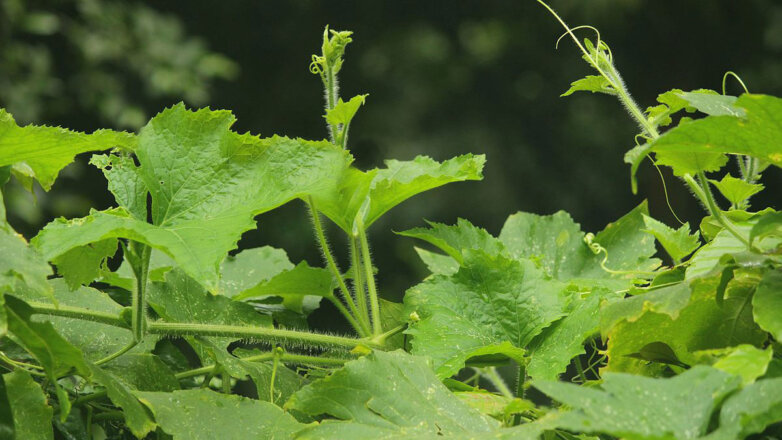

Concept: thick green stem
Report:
left=26, top=302, right=128, bottom=328
left=323, top=62, right=339, bottom=144
left=355, top=219, right=382, bottom=335
left=515, top=363, right=527, bottom=399
left=371, top=323, right=407, bottom=346
left=147, top=321, right=379, bottom=350
left=130, top=245, right=151, bottom=342
left=307, top=197, right=368, bottom=336
left=350, top=237, right=371, bottom=330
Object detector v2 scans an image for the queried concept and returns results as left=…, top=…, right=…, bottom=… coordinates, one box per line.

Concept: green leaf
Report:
left=3, top=295, right=90, bottom=421
left=0, top=197, right=54, bottom=303
left=235, top=261, right=333, bottom=313
left=641, top=215, right=700, bottom=263
left=499, top=202, right=658, bottom=287
left=600, top=282, right=692, bottom=334
left=34, top=104, right=351, bottom=292
left=147, top=269, right=272, bottom=360
left=750, top=211, right=782, bottom=244
left=706, top=378, right=782, bottom=439
left=413, top=247, right=459, bottom=276
left=325, top=94, right=368, bottom=127
left=137, top=389, right=305, bottom=440
left=404, top=251, right=566, bottom=378
left=650, top=94, right=782, bottom=175
left=51, top=239, right=117, bottom=290
left=752, top=268, right=782, bottom=340
left=526, top=290, right=606, bottom=381
left=219, top=246, right=293, bottom=298
left=10, top=279, right=152, bottom=362
left=709, top=174, right=764, bottom=207
left=87, top=362, right=156, bottom=438
left=313, top=154, right=485, bottom=233
left=0, top=375, right=11, bottom=439
left=398, top=218, right=504, bottom=262
left=605, top=275, right=766, bottom=375
left=102, top=353, right=180, bottom=392
left=535, top=366, right=741, bottom=439
left=225, top=347, right=305, bottom=406
left=3, top=370, right=53, bottom=440
left=286, top=350, right=499, bottom=436
left=0, top=109, right=136, bottom=190
left=693, top=345, right=773, bottom=385
left=678, top=91, right=746, bottom=117
left=561, top=75, right=614, bottom=97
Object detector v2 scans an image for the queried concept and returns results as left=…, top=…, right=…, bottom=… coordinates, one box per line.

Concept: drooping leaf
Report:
left=398, top=218, right=504, bottom=262
left=312, top=154, right=485, bottom=233
left=87, top=362, right=157, bottom=438
left=499, top=202, right=658, bottom=288
left=535, top=366, right=741, bottom=440
left=404, top=250, right=566, bottom=378
left=286, top=350, right=499, bottom=436
left=235, top=261, right=333, bottom=313
left=605, top=275, right=766, bottom=375
left=709, top=174, right=764, bottom=207
left=0, top=109, right=136, bottom=190
left=752, top=268, right=782, bottom=340
left=3, top=370, right=53, bottom=440
left=3, top=295, right=91, bottom=420
left=219, top=246, right=294, bottom=298
left=34, top=104, right=351, bottom=292
left=137, top=389, right=305, bottom=440
left=642, top=215, right=700, bottom=263
left=706, top=378, right=782, bottom=440
left=650, top=94, right=782, bottom=175
left=561, top=75, right=614, bottom=97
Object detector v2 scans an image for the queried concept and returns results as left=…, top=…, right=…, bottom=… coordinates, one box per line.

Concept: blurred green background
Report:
left=2, top=0, right=781, bottom=324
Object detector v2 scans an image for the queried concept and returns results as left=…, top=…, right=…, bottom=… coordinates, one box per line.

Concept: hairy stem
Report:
left=147, top=321, right=380, bottom=350
left=307, top=196, right=368, bottom=336
left=355, top=218, right=383, bottom=335
left=26, top=302, right=128, bottom=328
left=350, top=237, right=371, bottom=330
left=93, top=340, right=138, bottom=366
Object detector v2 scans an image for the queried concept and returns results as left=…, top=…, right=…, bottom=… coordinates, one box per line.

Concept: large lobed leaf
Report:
left=0, top=109, right=136, bottom=190
left=33, top=104, right=351, bottom=292
left=404, top=250, right=567, bottom=378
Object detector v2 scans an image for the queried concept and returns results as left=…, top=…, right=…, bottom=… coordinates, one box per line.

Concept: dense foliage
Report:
left=1, top=4, right=781, bottom=439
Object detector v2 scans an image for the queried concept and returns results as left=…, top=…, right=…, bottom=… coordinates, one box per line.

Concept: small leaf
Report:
left=535, top=366, right=741, bottom=439
left=561, top=75, right=614, bottom=97
left=693, top=345, right=773, bottom=385
left=413, top=247, right=459, bottom=276
left=709, top=174, right=764, bottom=207
left=51, top=239, right=117, bottom=290
left=137, top=389, right=305, bottom=440
left=752, top=268, right=782, bottom=340
left=642, top=214, right=700, bottom=263
left=625, top=341, right=689, bottom=368
left=325, top=94, right=368, bottom=127
left=219, top=246, right=293, bottom=298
